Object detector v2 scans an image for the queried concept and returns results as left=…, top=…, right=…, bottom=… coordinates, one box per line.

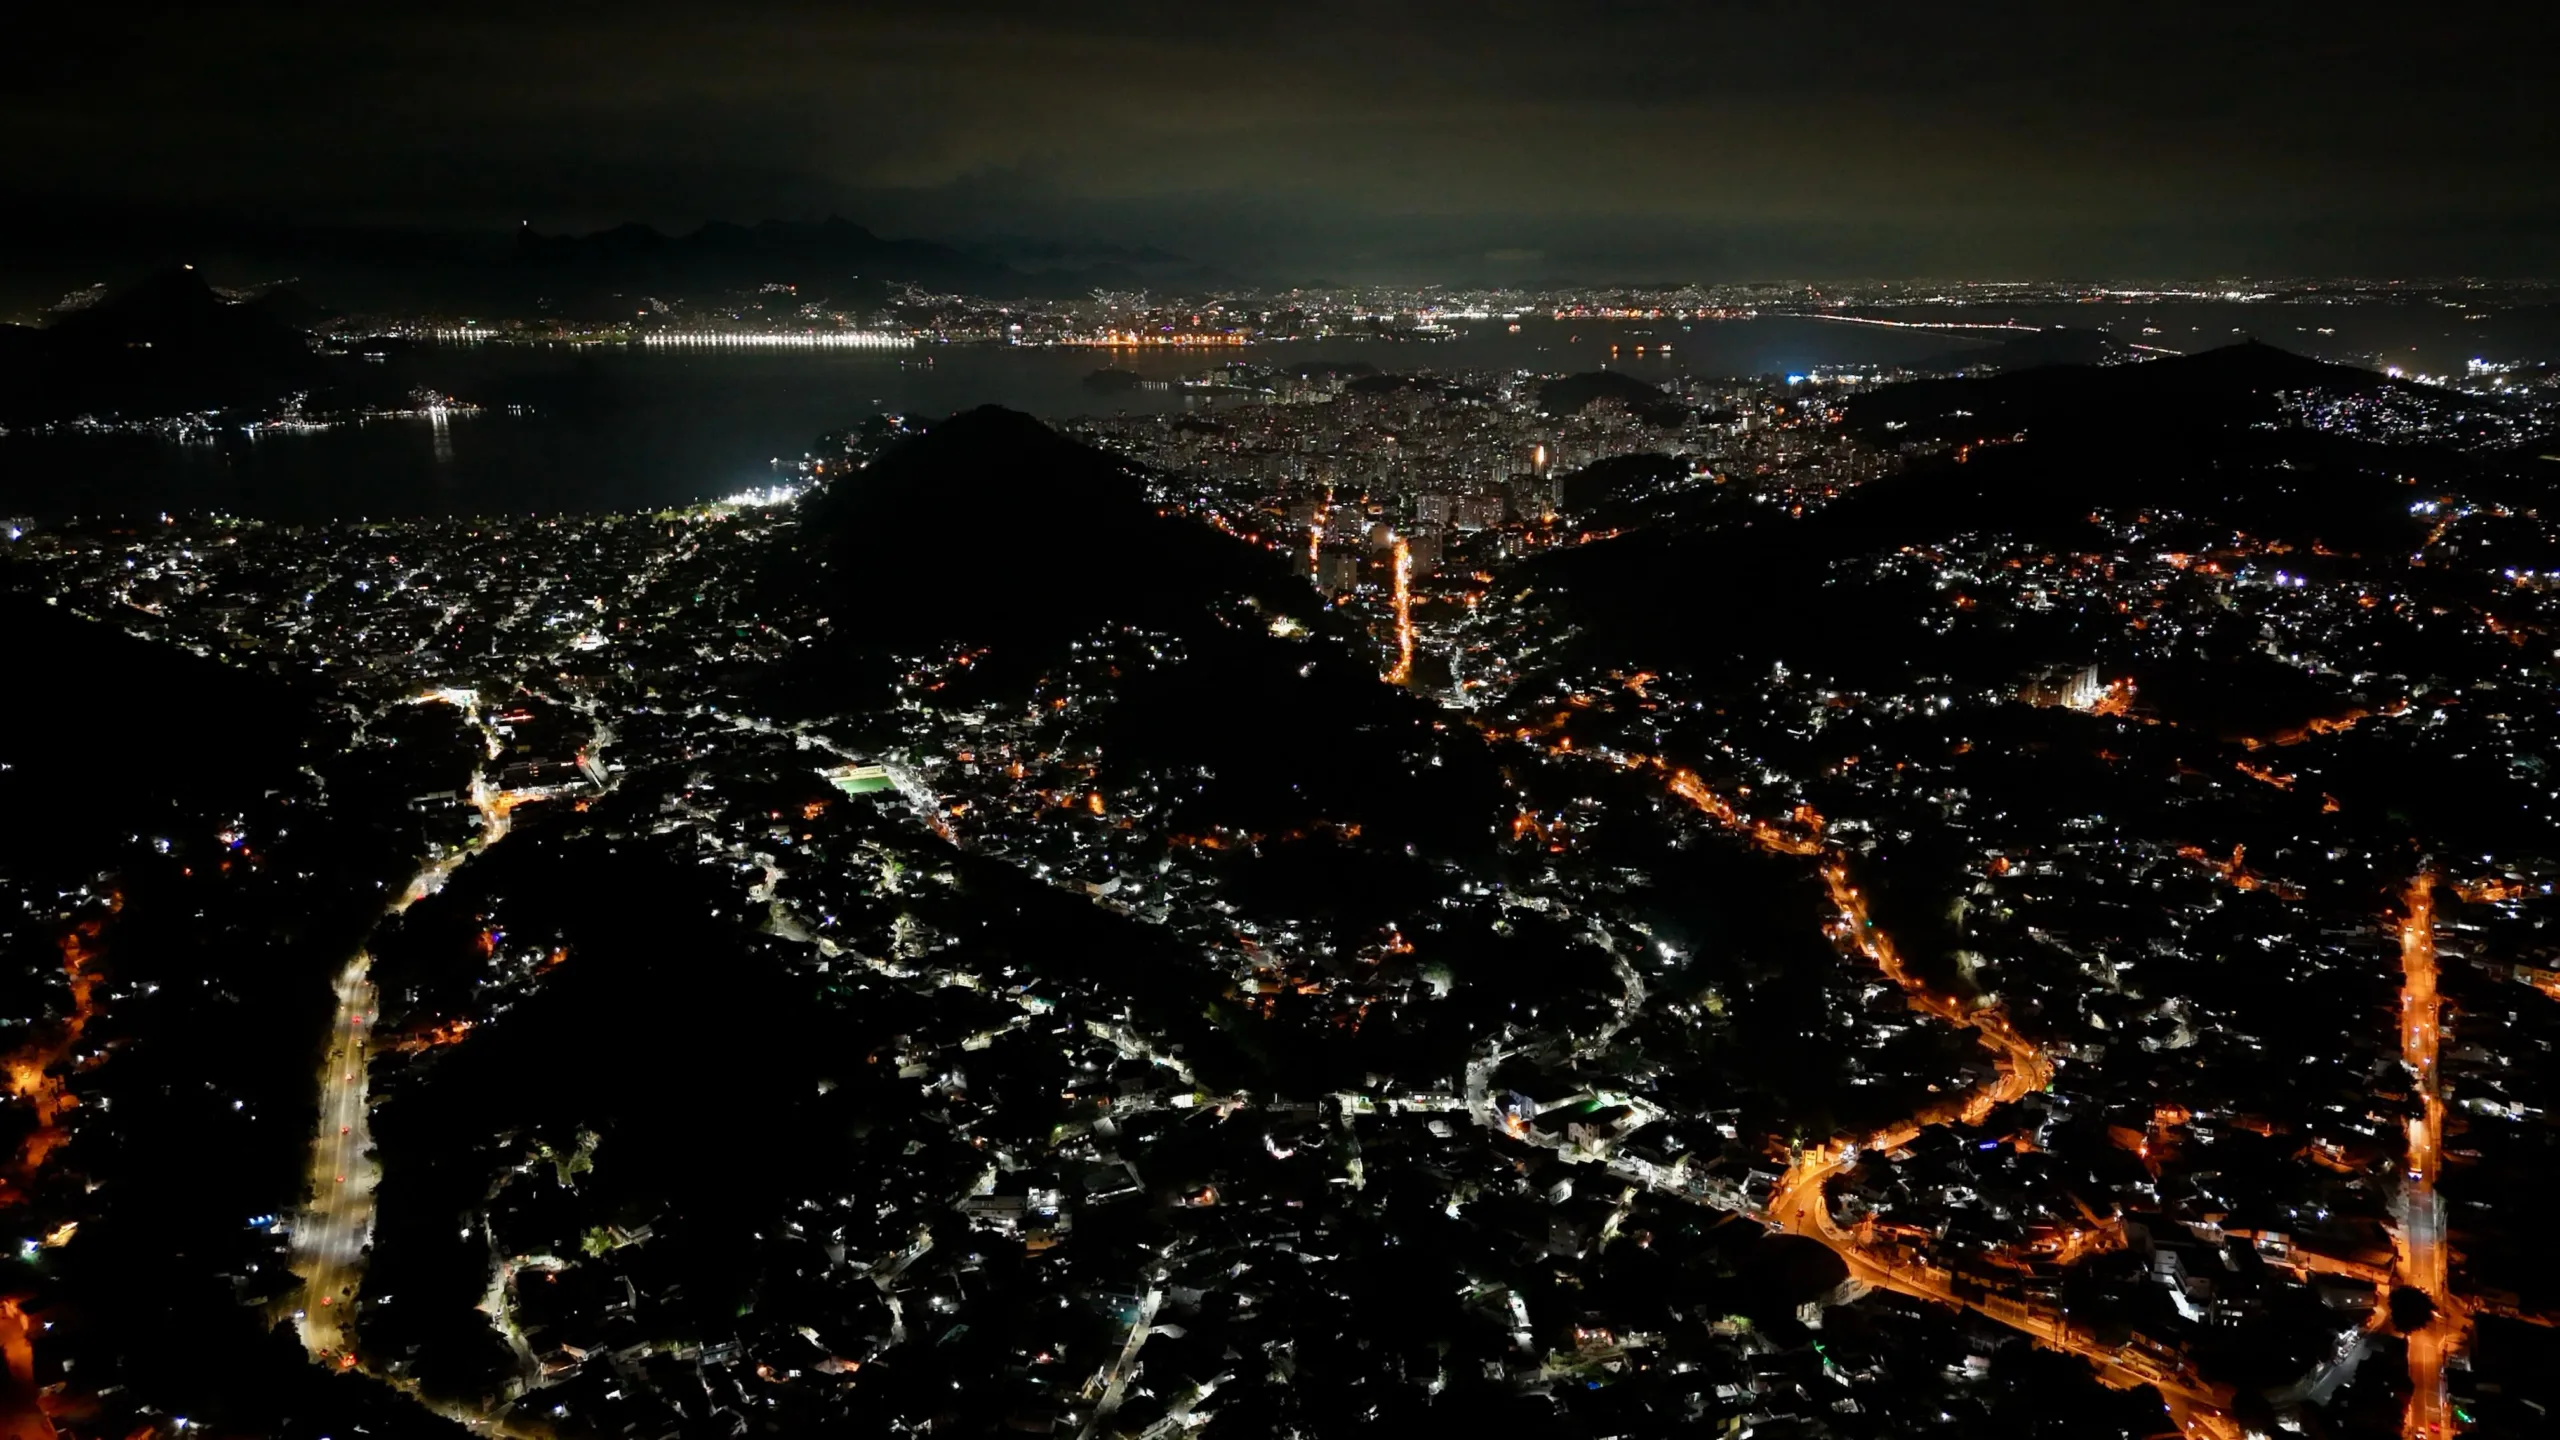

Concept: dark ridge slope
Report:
left=794, top=405, right=1314, bottom=664
left=1904, top=324, right=2127, bottom=372
left=0, top=266, right=326, bottom=421
left=1537, top=370, right=1685, bottom=424
left=1522, top=344, right=2503, bottom=692
left=1845, top=340, right=2397, bottom=446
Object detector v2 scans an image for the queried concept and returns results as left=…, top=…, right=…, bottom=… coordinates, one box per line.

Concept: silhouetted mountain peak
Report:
left=3, top=264, right=327, bottom=422
left=2167, top=336, right=2374, bottom=390
left=794, top=409, right=1301, bottom=667
left=55, top=263, right=222, bottom=329
left=815, top=407, right=1144, bottom=534
left=46, top=264, right=310, bottom=352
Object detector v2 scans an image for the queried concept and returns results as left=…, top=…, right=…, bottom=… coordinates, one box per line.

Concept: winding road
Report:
left=1655, top=771, right=2243, bottom=1438
left=289, top=772, right=512, bottom=1367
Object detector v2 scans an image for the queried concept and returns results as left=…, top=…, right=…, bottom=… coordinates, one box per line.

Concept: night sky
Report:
left=11, top=1, right=2557, bottom=281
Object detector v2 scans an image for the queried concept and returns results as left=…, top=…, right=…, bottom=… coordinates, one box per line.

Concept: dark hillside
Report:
left=792, top=405, right=1315, bottom=675
left=1844, top=341, right=2395, bottom=446
left=1537, top=370, right=1685, bottom=425
left=1524, top=346, right=2509, bottom=695
left=0, top=266, right=329, bottom=421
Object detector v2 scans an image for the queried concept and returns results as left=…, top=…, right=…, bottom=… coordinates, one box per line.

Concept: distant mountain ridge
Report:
left=512, top=216, right=1232, bottom=310
left=0, top=202, right=1227, bottom=315
left=514, top=215, right=1010, bottom=298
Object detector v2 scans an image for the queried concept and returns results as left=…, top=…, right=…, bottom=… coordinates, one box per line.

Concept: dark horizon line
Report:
left=4, top=197, right=2559, bottom=301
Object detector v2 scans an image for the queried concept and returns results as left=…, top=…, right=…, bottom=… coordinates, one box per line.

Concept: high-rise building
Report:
left=1317, top=548, right=1364, bottom=595
left=1506, top=473, right=1532, bottom=516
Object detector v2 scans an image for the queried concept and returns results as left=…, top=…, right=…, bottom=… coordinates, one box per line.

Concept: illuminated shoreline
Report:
left=640, top=331, right=914, bottom=349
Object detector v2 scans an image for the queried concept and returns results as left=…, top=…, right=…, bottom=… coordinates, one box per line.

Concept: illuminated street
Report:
left=2397, top=877, right=2463, bottom=1439
left=1648, top=767, right=2242, bottom=1437
left=290, top=954, right=379, bottom=1362
left=0, top=1297, right=47, bottom=1440
left=289, top=771, right=512, bottom=1368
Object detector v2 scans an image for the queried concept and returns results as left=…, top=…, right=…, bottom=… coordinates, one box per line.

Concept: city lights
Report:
left=642, top=330, right=913, bottom=350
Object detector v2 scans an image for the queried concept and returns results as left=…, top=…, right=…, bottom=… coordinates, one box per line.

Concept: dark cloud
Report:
left=10, top=1, right=2556, bottom=278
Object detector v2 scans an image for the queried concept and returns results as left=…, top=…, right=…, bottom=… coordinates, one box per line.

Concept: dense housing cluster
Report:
left=4, top=328, right=2560, bottom=1440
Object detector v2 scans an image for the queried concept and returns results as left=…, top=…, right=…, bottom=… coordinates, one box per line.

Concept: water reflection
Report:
left=5, top=303, right=2545, bottom=524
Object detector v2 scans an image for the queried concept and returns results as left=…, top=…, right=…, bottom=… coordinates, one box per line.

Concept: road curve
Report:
left=290, top=957, right=380, bottom=1363
left=288, top=777, right=510, bottom=1367
left=1656, top=770, right=2238, bottom=1438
